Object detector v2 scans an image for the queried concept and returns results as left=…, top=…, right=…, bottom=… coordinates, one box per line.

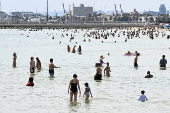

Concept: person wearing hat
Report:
left=99, top=55, right=105, bottom=66
left=160, top=55, right=167, bottom=68
left=68, top=74, right=81, bottom=102
left=145, top=71, right=153, bottom=78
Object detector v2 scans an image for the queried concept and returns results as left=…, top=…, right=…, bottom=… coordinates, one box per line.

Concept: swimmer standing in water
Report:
left=49, top=58, right=60, bottom=77
left=134, top=53, right=139, bottom=67
left=99, top=55, right=105, bottom=66
left=160, top=55, right=167, bottom=68
left=67, top=45, right=71, bottom=52
left=83, top=83, right=93, bottom=101
left=36, top=57, right=41, bottom=70
left=30, top=57, right=35, bottom=74
left=13, top=52, right=17, bottom=67
left=104, top=62, right=111, bottom=77
left=68, top=74, right=81, bottom=102
left=138, top=90, right=148, bottom=102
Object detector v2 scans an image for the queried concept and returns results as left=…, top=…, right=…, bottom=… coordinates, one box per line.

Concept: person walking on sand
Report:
left=49, top=58, right=60, bottom=77
left=68, top=74, right=81, bottom=102
left=30, top=57, right=35, bottom=74
left=13, top=52, right=17, bottom=67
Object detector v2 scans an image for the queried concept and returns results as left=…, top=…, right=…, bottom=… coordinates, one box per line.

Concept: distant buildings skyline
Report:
left=159, top=4, right=166, bottom=14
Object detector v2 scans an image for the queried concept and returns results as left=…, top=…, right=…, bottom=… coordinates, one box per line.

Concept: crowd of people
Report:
left=12, top=26, right=169, bottom=102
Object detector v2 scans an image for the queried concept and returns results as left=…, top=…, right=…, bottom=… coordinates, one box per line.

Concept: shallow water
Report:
left=0, top=29, right=170, bottom=113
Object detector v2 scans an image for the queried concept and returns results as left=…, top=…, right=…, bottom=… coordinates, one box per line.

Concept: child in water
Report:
left=26, top=77, right=34, bottom=86
left=104, top=62, right=111, bottom=77
left=83, top=83, right=93, bottom=100
left=138, top=90, right=148, bottom=101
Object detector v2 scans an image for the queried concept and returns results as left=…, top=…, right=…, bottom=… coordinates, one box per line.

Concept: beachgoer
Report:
left=26, top=77, right=34, bottom=86
left=67, top=45, right=71, bottom=52
left=99, top=55, right=104, bottom=66
left=160, top=55, right=167, bottom=67
left=77, top=45, right=82, bottom=54
left=83, top=83, right=93, bottom=100
left=72, top=45, right=76, bottom=53
left=134, top=53, right=139, bottom=67
left=68, top=74, right=81, bottom=102
left=13, top=52, right=17, bottom=67
left=36, top=57, right=41, bottom=70
left=145, top=71, right=153, bottom=78
left=30, top=57, right=35, bottom=73
left=138, top=90, right=148, bottom=101
left=104, top=62, right=111, bottom=77
left=94, top=65, right=102, bottom=80
left=49, top=58, right=60, bottom=77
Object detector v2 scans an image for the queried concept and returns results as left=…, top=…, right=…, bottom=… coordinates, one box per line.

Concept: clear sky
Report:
left=0, top=0, right=170, bottom=13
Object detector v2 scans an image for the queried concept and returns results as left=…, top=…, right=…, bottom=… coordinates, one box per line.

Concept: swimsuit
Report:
left=85, top=87, right=90, bottom=97
left=134, top=62, right=138, bottom=67
left=49, top=70, right=54, bottom=76
left=94, top=74, right=102, bottom=80
left=30, top=67, right=35, bottom=73
left=70, top=83, right=77, bottom=93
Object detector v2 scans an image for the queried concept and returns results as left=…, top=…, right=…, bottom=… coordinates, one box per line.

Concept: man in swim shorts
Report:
left=49, top=58, right=60, bottom=77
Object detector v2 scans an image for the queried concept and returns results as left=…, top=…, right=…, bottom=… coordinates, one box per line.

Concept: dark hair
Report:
left=73, top=74, right=77, bottom=78
left=84, top=83, right=89, bottom=87
left=147, top=71, right=150, bottom=74
left=50, top=58, right=53, bottom=62
left=31, top=57, right=34, bottom=60
left=29, top=77, right=34, bottom=82
left=141, top=90, right=145, bottom=94
left=162, top=55, right=165, bottom=57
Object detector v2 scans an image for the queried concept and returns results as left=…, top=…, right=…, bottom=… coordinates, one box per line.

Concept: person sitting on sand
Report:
left=145, top=71, right=153, bottom=78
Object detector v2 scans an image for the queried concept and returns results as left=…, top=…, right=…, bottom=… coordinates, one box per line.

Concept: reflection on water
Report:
left=0, top=29, right=170, bottom=112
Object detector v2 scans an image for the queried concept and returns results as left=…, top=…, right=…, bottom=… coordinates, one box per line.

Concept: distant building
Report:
left=11, top=11, right=45, bottom=19
left=159, top=4, right=166, bottom=14
left=0, top=11, right=8, bottom=21
left=72, top=4, right=93, bottom=17
left=143, top=11, right=159, bottom=16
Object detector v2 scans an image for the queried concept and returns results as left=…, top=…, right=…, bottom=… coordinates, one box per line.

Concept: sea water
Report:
left=0, top=29, right=170, bottom=113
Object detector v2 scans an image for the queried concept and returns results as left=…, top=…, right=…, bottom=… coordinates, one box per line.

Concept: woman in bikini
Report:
left=68, top=74, right=81, bottom=102
left=104, top=62, right=111, bottom=77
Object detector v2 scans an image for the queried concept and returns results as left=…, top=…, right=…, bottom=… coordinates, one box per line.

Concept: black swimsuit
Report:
left=70, top=83, right=77, bottom=93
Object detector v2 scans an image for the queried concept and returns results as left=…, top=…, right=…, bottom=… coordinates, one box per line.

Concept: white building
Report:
left=72, top=4, right=93, bottom=17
